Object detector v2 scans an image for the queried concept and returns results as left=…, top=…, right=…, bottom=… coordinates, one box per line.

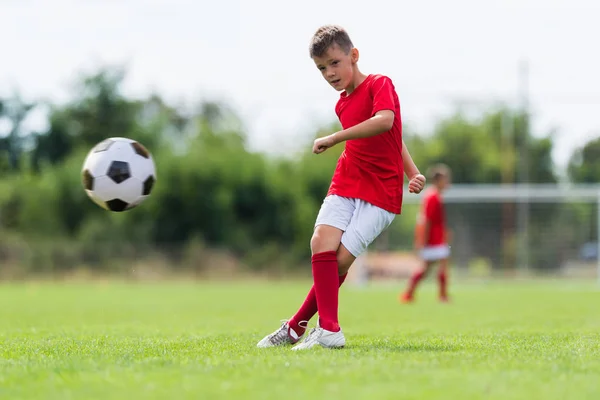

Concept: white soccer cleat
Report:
left=256, top=321, right=303, bottom=348
left=291, top=322, right=345, bottom=351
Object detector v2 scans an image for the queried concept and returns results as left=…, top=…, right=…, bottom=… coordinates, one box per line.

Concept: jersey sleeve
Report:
left=370, top=75, right=396, bottom=116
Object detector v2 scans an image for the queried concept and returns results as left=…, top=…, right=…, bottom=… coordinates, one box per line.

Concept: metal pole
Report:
left=517, top=60, right=530, bottom=275
left=596, top=191, right=600, bottom=286
left=501, top=110, right=514, bottom=272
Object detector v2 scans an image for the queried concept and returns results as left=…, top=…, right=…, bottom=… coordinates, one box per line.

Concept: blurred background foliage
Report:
left=0, top=67, right=598, bottom=278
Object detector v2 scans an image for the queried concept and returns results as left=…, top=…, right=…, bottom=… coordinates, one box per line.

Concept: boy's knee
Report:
left=310, top=233, right=325, bottom=254
left=310, top=226, right=343, bottom=254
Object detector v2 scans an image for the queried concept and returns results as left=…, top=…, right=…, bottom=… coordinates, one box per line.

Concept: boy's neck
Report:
left=345, top=69, right=368, bottom=95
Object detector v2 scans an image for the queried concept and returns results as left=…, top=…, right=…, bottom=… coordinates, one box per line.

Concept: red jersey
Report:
left=327, top=74, right=404, bottom=214
left=420, top=188, right=446, bottom=245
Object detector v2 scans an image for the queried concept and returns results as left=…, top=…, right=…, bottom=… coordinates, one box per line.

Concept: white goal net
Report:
left=356, top=184, right=600, bottom=284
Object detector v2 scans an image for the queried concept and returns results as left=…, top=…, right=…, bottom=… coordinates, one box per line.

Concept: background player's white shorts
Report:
left=314, top=195, right=395, bottom=257
left=420, top=244, right=451, bottom=261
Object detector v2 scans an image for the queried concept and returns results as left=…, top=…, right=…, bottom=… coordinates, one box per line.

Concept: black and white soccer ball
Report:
left=81, top=137, right=156, bottom=212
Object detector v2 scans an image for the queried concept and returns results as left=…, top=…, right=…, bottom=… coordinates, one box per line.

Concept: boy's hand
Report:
left=408, top=173, right=426, bottom=194
left=313, top=133, right=338, bottom=154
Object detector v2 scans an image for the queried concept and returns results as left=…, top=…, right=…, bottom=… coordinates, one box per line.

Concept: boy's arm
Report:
left=312, top=110, right=393, bottom=154
left=402, top=139, right=426, bottom=193
left=333, top=110, right=394, bottom=142
left=311, top=111, right=426, bottom=193
left=314, top=76, right=398, bottom=152
left=402, top=139, right=420, bottom=179
left=414, top=215, right=430, bottom=251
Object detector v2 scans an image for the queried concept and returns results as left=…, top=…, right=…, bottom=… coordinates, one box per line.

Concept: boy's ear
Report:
left=351, top=48, right=359, bottom=63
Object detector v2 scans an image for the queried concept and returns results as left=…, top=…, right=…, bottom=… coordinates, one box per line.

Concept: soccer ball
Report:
left=81, top=137, right=156, bottom=212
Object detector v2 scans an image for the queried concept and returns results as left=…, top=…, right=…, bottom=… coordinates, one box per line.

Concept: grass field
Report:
left=1, top=279, right=599, bottom=399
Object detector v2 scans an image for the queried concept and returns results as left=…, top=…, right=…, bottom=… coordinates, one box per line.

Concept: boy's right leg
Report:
left=288, top=271, right=348, bottom=337
left=307, top=225, right=345, bottom=333
left=438, top=258, right=449, bottom=302
left=290, top=235, right=350, bottom=351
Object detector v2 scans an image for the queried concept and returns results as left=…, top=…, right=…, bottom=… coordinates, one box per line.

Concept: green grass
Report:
left=1, top=280, right=599, bottom=399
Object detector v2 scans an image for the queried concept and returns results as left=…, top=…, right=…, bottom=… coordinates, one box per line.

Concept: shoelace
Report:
left=268, top=328, right=290, bottom=345
left=268, top=319, right=309, bottom=345
left=302, top=326, right=323, bottom=343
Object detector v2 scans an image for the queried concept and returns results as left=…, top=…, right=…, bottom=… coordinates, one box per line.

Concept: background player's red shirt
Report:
left=421, top=188, right=446, bottom=245
left=327, top=74, right=404, bottom=214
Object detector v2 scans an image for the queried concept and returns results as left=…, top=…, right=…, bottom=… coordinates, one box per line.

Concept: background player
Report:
left=257, top=25, right=426, bottom=350
left=401, top=164, right=452, bottom=303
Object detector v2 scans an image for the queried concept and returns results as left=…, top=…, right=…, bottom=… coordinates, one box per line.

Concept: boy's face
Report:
left=437, top=175, right=451, bottom=191
left=312, top=44, right=358, bottom=91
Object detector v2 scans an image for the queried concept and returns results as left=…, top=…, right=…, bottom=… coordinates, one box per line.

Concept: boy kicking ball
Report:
left=257, top=25, right=425, bottom=350
left=401, top=164, right=452, bottom=303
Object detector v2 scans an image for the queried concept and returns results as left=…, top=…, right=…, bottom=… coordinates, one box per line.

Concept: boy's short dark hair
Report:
left=309, top=25, right=354, bottom=58
left=427, top=163, right=451, bottom=182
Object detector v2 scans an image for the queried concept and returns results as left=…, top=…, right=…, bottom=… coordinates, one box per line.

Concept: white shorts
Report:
left=420, top=244, right=450, bottom=261
left=314, top=195, right=396, bottom=257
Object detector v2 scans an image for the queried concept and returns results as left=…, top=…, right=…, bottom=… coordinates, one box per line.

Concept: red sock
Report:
left=289, top=273, right=347, bottom=336
left=406, top=270, right=425, bottom=297
left=310, top=251, right=340, bottom=332
left=438, top=270, right=447, bottom=298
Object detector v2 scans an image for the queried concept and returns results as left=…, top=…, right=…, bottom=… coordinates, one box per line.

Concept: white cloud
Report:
left=0, top=0, right=598, bottom=167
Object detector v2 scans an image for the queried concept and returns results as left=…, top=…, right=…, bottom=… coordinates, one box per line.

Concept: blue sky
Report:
left=1, top=0, right=598, bottom=168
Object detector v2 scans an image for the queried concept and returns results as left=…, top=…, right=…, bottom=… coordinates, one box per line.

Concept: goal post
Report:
left=359, top=184, right=600, bottom=285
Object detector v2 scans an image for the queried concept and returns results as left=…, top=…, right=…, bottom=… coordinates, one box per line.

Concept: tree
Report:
left=566, top=135, right=600, bottom=246
left=0, top=95, right=37, bottom=172
left=568, top=135, right=600, bottom=183
left=406, top=109, right=557, bottom=185
left=400, top=108, right=559, bottom=270
left=32, top=67, right=144, bottom=171
left=31, top=67, right=192, bottom=171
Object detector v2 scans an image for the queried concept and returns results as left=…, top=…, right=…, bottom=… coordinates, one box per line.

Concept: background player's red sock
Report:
left=406, top=269, right=425, bottom=297
left=289, top=273, right=347, bottom=336
left=438, top=270, right=447, bottom=299
left=311, top=251, right=340, bottom=332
